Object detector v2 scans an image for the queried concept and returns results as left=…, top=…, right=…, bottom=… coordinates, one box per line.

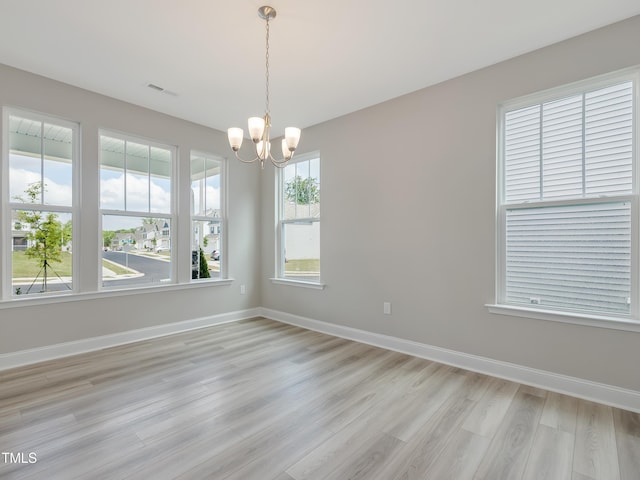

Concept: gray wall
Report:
left=0, top=64, right=261, bottom=354
left=2, top=16, right=640, bottom=394
left=260, top=15, right=640, bottom=392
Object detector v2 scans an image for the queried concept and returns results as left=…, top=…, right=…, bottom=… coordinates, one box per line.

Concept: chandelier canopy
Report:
left=228, top=6, right=301, bottom=169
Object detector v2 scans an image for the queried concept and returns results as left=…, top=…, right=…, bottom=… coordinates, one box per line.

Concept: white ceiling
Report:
left=1, top=1, right=639, bottom=136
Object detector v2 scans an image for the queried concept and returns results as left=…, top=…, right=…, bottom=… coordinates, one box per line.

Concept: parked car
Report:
left=211, top=249, right=220, bottom=261
left=191, top=250, right=199, bottom=279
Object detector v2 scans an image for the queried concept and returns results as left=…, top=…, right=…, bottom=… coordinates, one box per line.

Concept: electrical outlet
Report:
left=383, top=302, right=391, bottom=315
left=240, top=285, right=246, bottom=295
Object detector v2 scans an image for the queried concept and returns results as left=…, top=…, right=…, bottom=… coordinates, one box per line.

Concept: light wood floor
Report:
left=1, top=318, right=638, bottom=480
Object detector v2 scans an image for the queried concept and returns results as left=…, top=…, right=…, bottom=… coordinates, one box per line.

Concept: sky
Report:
left=10, top=153, right=221, bottom=232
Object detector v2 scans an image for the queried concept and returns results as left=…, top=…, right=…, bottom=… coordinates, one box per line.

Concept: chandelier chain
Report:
left=265, top=17, right=270, bottom=117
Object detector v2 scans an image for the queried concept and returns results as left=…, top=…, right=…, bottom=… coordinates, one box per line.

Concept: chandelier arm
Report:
left=270, top=157, right=291, bottom=168
left=233, top=150, right=261, bottom=164
left=269, top=152, right=294, bottom=166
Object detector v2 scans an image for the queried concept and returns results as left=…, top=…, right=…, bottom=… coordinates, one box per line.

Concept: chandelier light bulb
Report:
left=248, top=117, right=266, bottom=143
left=227, top=128, right=244, bottom=151
left=284, top=127, right=301, bottom=151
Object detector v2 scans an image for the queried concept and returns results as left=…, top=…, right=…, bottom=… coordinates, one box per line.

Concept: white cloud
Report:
left=100, top=173, right=171, bottom=212
left=10, top=168, right=72, bottom=206
left=191, top=185, right=221, bottom=214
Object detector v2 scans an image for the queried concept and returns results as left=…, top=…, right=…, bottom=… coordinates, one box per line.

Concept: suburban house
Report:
left=1, top=3, right=639, bottom=479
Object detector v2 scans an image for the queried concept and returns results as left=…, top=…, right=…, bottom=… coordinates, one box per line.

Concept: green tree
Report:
left=62, top=220, right=72, bottom=246
left=14, top=182, right=71, bottom=293
left=103, top=230, right=116, bottom=248
left=198, top=247, right=210, bottom=279
left=285, top=176, right=320, bottom=205
left=15, top=183, right=64, bottom=265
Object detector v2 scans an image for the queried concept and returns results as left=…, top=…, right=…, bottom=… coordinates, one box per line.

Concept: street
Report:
left=13, top=250, right=216, bottom=295
left=102, top=251, right=170, bottom=287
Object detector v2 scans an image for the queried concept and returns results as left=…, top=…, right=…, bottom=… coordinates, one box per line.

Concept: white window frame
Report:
left=1, top=108, right=80, bottom=300
left=272, top=151, right=324, bottom=289
left=98, top=130, right=177, bottom=290
left=190, top=150, right=227, bottom=281
left=490, top=68, right=640, bottom=332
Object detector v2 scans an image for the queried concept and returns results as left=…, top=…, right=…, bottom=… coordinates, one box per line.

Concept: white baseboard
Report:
left=261, top=308, right=640, bottom=414
left=0, top=308, right=261, bottom=371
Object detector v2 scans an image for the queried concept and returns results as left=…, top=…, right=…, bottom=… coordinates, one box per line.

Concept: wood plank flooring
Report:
left=0, top=317, right=638, bottom=479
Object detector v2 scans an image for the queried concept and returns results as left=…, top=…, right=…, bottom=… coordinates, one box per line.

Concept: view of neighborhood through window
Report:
left=100, top=133, right=174, bottom=289
left=279, top=153, right=320, bottom=282
left=191, top=152, right=224, bottom=280
left=8, top=112, right=76, bottom=296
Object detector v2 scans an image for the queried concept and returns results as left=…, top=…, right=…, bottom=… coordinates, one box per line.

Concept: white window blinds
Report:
left=505, top=82, right=633, bottom=204
left=501, top=79, right=635, bottom=315
left=506, top=202, right=631, bottom=314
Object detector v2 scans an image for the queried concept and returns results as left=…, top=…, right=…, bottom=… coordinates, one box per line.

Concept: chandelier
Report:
left=227, top=6, right=301, bottom=169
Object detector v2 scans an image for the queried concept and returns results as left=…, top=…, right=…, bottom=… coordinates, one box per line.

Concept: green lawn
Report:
left=12, top=251, right=136, bottom=278
left=12, top=251, right=72, bottom=277
left=102, top=259, right=136, bottom=275
left=285, top=259, right=320, bottom=273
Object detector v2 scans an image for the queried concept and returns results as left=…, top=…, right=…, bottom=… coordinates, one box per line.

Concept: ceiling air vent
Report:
left=146, top=83, right=178, bottom=96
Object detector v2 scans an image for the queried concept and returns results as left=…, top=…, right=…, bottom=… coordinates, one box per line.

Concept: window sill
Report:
left=486, top=304, right=640, bottom=333
left=270, top=278, right=325, bottom=290
left=0, top=279, right=234, bottom=310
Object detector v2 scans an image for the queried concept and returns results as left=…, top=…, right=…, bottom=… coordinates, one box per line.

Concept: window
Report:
left=277, top=152, right=321, bottom=283
left=190, top=152, right=225, bottom=280
left=99, top=132, right=174, bottom=289
left=4, top=110, right=77, bottom=297
left=497, top=70, right=638, bottom=318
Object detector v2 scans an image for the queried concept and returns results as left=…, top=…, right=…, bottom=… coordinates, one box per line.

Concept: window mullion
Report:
left=40, top=121, right=45, bottom=205
left=582, top=93, right=587, bottom=196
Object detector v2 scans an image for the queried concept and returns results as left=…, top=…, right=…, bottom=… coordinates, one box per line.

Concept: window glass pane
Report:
left=205, top=160, right=221, bottom=216
left=283, top=221, right=320, bottom=282
left=296, top=160, right=310, bottom=218
left=504, top=105, right=541, bottom=203
left=310, top=157, right=320, bottom=218
left=191, top=154, right=221, bottom=217
left=102, top=215, right=172, bottom=288
left=190, top=154, right=205, bottom=216
left=191, top=220, right=221, bottom=280
left=100, top=136, right=125, bottom=210
left=282, top=163, right=297, bottom=220
left=585, top=82, right=633, bottom=196
left=12, top=210, right=72, bottom=296
left=283, top=158, right=320, bottom=221
left=42, top=123, right=73, bottom=206
left=9, top=116, right=43, bottom=203
left=190, top=152, right=223, bottom=282
left=126, top=141, right=150, bottom=212
left=150, top=146, right=172, bottom=214
left=100, top=135, right=173, bottom=215
left=505, top=202, right=630, bottom=314
left=542, top=95, right=583, bottom=199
